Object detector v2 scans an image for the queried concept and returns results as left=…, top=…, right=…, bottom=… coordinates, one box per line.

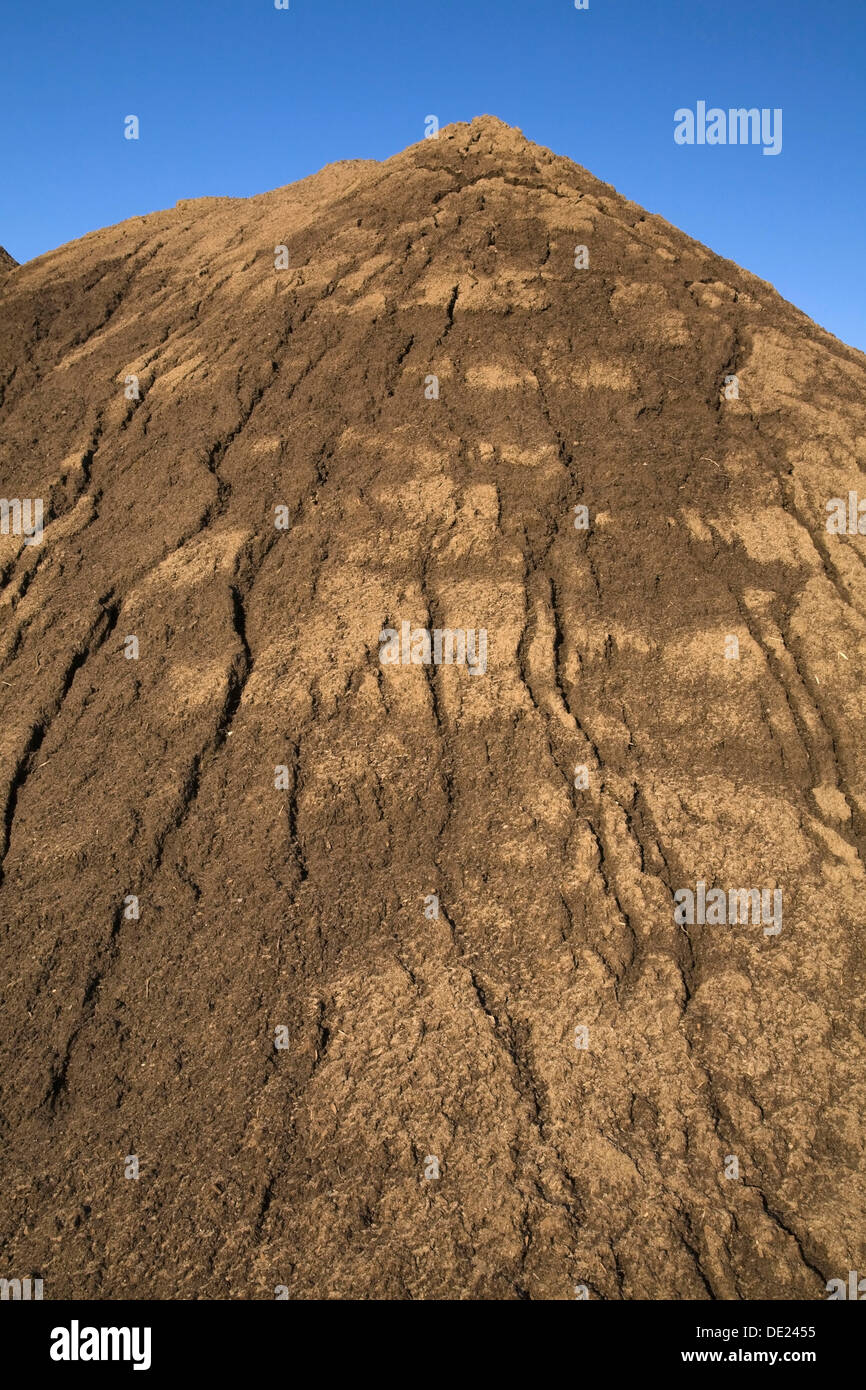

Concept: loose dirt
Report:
left=0, top=116, right=864, bottom=1299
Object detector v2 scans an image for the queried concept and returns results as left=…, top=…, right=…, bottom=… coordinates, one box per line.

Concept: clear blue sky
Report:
left=2, top=0, right=864, bottom=350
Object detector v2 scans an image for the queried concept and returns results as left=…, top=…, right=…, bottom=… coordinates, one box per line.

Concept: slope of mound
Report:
left=0, top=116, right=864, bottom=1299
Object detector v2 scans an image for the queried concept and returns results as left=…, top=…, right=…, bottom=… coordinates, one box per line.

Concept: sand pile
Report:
left=0, top=116, right=864, bottom=1299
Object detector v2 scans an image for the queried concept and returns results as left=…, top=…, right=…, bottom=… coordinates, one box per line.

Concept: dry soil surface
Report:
left=0, top=116, right=864, bottom=1300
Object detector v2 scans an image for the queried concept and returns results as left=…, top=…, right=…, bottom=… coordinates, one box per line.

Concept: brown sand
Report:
left=0, top=116, right=864, bottom=1300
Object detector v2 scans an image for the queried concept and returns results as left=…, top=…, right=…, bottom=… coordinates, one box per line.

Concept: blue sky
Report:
left=2, top=0, right=864, bottom=349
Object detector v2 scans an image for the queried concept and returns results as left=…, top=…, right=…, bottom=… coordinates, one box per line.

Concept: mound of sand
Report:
left=0, top=116, right=864, bottom=1299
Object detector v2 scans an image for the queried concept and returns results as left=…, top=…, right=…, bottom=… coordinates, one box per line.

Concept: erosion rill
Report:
left=0, top=116, right=864, bottom=1299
